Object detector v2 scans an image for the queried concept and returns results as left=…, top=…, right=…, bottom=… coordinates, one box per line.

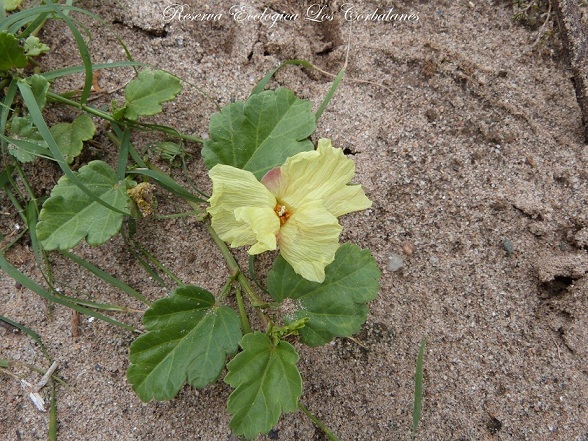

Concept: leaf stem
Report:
left=218, top=277, right=233, bottom=301
left=46, top=92, right=203, bottom=143
left=298, top=401, right=340, bottom=441
left=207, top=225, right=261, bottom=303
left=207, top=224, right=268, bottom=328
left=46, top=91, right=115, bottom=121
left=235, top=286, right=252, bottom=334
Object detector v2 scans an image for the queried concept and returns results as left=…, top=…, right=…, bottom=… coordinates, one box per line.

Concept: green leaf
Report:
left=267, top=244, right=381, bottom=347
left=8, top=116, right=49, bottom=162
left=151, top=141, right=187, bottom=163
left=0, top=31, right=28, bottom=70
left=3, top=0, right=23, bottom=11
left=36, top=160, right=131, bottom=250
left=202, top=87, right=316, bottom=179
left=225, top=332, right=302, bottom=439
left=8, top=112, right=94, bottom=164
left=28, top=74, right=50, bottom=111
left=23, top=36, right=50, bottom=57
left=127, top=285, right=241, bottom=401
left=49, top=113, right=95, bottom=164
left=123, top=69, right=182, bottom=121
left=268, top=317, right=309, bottom=345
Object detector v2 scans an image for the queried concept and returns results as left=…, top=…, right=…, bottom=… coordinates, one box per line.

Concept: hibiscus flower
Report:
left=207, top=139, right=371, bottom=283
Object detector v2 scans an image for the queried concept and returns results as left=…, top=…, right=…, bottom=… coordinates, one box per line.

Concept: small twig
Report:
left=4, top=361, right=59, bottom=412
left=529, top=0, right=552, bottom=49
left=71, top=310, right=80, bottom=338
left=550, top=334, right=562, bottom=361
left=347, top=336, right=367, bottom=348
left=553, top=0, right=588, bottom=142
left=35, top=361, right=58, bottom=392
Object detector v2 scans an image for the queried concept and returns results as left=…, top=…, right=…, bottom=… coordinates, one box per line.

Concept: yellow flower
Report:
left=207, top=139, right=372, bottom=283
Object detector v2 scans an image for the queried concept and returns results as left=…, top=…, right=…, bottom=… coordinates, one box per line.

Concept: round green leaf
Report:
left=28, top=74, right=50, bottom=111
left=225, top=332, right=302, bottom=439
left=267, top=243, right=381, bottom=347
left=123, top=69, right=182, bottom=121
left=3, top=0, right=24, bottom=12
left=127, top=286, right=242, bottom=402
left=23, top=36, right=50, bottom=57
left=8, top=116, right=49, bottom=162
left=0, top=31, right=28, bottom=70
left=50, top=113, right=96, bottom=164
left=36, top=160, right=131, bottom=250
left=202, top=87, right=316, bottom=179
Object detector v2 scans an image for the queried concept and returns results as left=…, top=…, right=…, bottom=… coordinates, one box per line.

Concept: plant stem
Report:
left=47, top=92, right=203, bottom=143
left=207, top=225, right=262, bottom=304
left=235, top=287, right=252, bottom=334
left=298, top=402, right=340, bottom=441
left=46, top=91, right=115, bottom=121
left=218, top=278, right=233, bottom=301
left=207, top=224, right=268, bottom=328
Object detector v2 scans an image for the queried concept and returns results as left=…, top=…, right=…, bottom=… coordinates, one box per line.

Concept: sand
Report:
left=1, top=1, right=587, bottom=440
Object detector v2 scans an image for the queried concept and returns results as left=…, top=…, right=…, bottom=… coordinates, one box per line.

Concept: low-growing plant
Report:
left=1, top=2, right=380, bottom=439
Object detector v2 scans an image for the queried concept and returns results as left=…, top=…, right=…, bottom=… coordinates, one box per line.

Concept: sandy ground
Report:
left=2, top=0, right=588, bottom=440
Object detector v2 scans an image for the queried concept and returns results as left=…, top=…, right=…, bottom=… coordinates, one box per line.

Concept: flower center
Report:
left=274, top=204, right=291, bottom=226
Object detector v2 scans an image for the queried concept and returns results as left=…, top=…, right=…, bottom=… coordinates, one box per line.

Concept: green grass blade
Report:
left=26, top=199, right=54, bottom=285
left=0, top=254, right=135, bottom=331
left=5, top=4, right=93, bottom=35
left=0, top=315, right=51, bottom=360
left=248, top=255, right=270, bottom=295
left=153, top=210, right=205, bottom=220
left=48, top=291, right=134, bottom=312
left=3, top=185, right=26, bottom=223
left=1, top=79, right=18, bottom=150
left=122, top=225, right=167, bottom=288
left=0, top=5, right=56, bottom=32
left=14, top=10, right=51, bottom=39
left=109, top=124, right=147, bottom=167
left=127, top=167, right=207, bottom=203
left=49, top=381, right=57, bottom=441
left=46, top=5, right=93, bottom=105
left=0, top=223, right=28, bottom=252
left=315, top=68, right=345, bottom=122
left=251, top=59, right=314, bottom=95
left=60, top=249, right=150, bottom=305
left=412, top=337, right=427, bottom=441
left=298, top=402, right=340, bottom=441
left=116, top=126, right=131, bottom=180
left=42, top=61, right=147, bottom=81
left=133, top=242, right=184, bottom=286
left=17, top=81, right=128, bottom=216
left=0, top=165, right=15, bottom=189
left=0, top=133, right=54, bottom=161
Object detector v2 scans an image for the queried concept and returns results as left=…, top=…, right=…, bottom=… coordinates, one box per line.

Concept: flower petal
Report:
left=208, top=165, right=277, bottom=248
left=234, top=207, right=279, bottom=254
left=268, top=139, right=372, bottom=217
left=278, top=200, right=342, bottom=283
